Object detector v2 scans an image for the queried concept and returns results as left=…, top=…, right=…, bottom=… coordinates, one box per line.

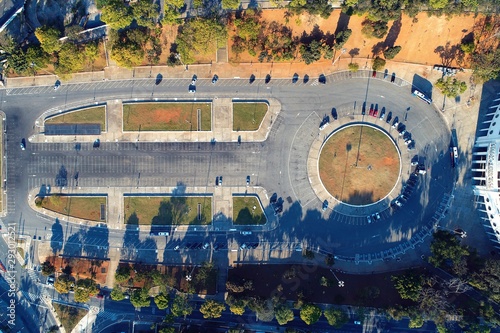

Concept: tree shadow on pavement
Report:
left=50, top=218, right=63, bottom=254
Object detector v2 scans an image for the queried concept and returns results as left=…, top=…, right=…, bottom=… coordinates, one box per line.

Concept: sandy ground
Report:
left=229, top=9, right=480, bottom=69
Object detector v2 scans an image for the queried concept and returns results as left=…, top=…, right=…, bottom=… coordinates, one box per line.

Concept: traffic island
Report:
left=44, top=105, right=107, bottom=131
left=35, top=195, right=107, bottom=222
left=232, top=195, right=267, bottom=225
left=124, top=196, right=212, bottom=225
left=233, top=101, right=268, bottom=131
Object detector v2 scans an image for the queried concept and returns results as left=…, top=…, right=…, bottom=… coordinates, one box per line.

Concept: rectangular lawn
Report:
left=39, top=196, right=107, bottom=222
left=233, top=196, right=266, bottom=225
left=233, top=102, right=268, bottom=131
left=124, top=196, right=212, bottom=225
left=45, top=106, right=106, bottom=130
left=123, top=103, right=212, bottom=131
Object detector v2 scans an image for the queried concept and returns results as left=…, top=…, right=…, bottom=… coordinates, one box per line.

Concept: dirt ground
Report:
left=121, top=263, right=217, bottom=295
left=228, top=9, right=480, bottom=69
left=45, top=256, right=110, bottom=286
left=319, top=126, right=400, bottom=205
left=228, top=264, right=419, bottom=308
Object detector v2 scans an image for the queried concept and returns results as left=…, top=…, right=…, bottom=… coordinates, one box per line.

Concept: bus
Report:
left=413, top=90, right=432, bottom=104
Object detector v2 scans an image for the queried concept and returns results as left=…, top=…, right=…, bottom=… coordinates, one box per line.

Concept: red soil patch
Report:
left=45, top=256, right=109, bottom=286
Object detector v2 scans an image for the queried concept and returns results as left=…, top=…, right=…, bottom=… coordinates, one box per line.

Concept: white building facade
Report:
left=472, top=93, right=500, bottom=247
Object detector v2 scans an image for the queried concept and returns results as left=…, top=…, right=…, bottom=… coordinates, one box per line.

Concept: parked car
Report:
left=241, top=231, right=252, bottom=235
left=367, top=215, right=372, bottom=224
left=20, top=139, right=26, bottom=150
left=369, top=104, right=374, bottom=116
left=246, top=175, right=250, bottom=186
left=202, top=243, right=210, bottom=249
left=47, top=276, right=55, bottom=285
left=191, top=75, right=197, bottom=85
left=54, top=81, right=60, bottom=90
left=379, top=108, right=385, bottom=120
left=322, top=200, right=328, bottom=211
left=319, top=116, right=329, bottom=130
left=212, top=74, right=218, bottom=84
left=173, top=245, right=180, bottom=251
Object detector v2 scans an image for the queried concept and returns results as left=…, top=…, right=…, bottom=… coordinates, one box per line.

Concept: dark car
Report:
left=391, top=73, right=396, bottom=83
left=372, top=70, right=377, bottom=78
left=93, top=139, right=100, bottom=148
left=322, top=200, right=328, bottom=211
left=319, top=116, right=329, bottom=130
left=379, top=108, right=386, bottom=120
left=212, top=74, right=219, bottom=84
left=215, top=176, right=219, bottom=186
left=318, top=74, right=326, bottom=84
left=20, top=138, right=26, bottom=150
left=265, top=74, right=271, bottom=84
left=155, top=74, right=163, bottom=85
left=246, top=175, right=250, bottom=186
left=331, top=108, right=338, bottom=120
left=386, top=111, right=392, bottom=123
left=270, top=193, right=278, bottom=204
left=191, top=75, right=197, bottom=85
left=292, top=73, right=299, bottom=83
left=249, top=74, right=255, bottom=84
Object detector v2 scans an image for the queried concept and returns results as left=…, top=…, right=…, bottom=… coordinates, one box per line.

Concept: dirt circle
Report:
left=319, top=125, right=401, bottom=206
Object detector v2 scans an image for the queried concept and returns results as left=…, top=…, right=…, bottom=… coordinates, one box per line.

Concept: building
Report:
left=472, top=92, right=500, bottom=248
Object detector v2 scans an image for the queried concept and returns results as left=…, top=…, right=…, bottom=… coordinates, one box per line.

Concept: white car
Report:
left=367, top=215, right=372, bottom=224
left=240, top=231, right=252, bottom=235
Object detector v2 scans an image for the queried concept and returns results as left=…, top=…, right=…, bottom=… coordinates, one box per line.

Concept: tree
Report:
left=435, top=77, right=467, bottom=98
left=226, top=294, right=247, bottom=315
left=171, top=294, right=193, bottom=318
left=429, top=230, right=469, bottom=267
left=300, top=304, right=322, bottom=325
left=56, top=43, right=84, bottom=75
left=335, top=29, right=352, bottom=49
left=461, top=41, right=475, bottom=54
left=74, top=278, right=99, bottom=303
left=300, top=40, right=322, bottom=65
left=54, top=275, right=72, bottom=294
left=41, top=261, right=55, bottom=276
left=323, top=307, right=348, bottom=327
left=7, top=47, right=29, bottom=74
left=470, top=259, right=500, bottom=302
left=115, top=265, right=131, bottom=284
left=361, top=20, right=388, bottom=39
left=159, top=328, right=175, bottom=333
left=154, top=293, right=170, bottom=310
left=471, top=48, right=500, bottom=83
left=26, top=45, right=50, bottom=69
left=408, top=312, right=425, bottom=328
left=110, top=288, right=125, bottom=301
left=132, top=0, right=159, bottom=28
left=101, top=0, right=134, bottom=30
left=84, top=42, right=100, bottom=66
left=348, top=63, right=359, bottom=72
left=383, top=46, right=402, bottom=59
left=391, top=271, right=423, bottom=301
left=372, top=56, right=386, bottom=70
left=464, top=324, right=491, bottom=333
left=65, top=25, right=84, bottom=42
left=111, top=38, right=145, bottom=68
left=222, top=0, right=240, bottom=9
left=175, top=18, right=227, bottom=64
left=275, top=304, right=294, bottom=325
left=130, top=288, right=151, bottom=309
left=429, top=0, right=449, bottom=9
left=35, top=26, right=62, bottom=54
left=200, top=300, right=226, bottom=319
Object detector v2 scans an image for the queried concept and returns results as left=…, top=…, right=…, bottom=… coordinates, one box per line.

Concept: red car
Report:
left=369, top=105, right=374, bottom=116
left=373, top=108, right=378, bottom=117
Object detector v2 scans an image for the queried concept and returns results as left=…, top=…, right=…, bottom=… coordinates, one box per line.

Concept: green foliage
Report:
left=460, top=41, right=475, bottom=54
left=383, top=46, right=402, bottom=60
left=101, top=0, right=134, bottom=30
left=200, top=300, right=226, bottom=319
left=471, top=259, right=500, bottom=303
left=408, top=313, right=425, bottom=328
left=222, top=0, right=240, bottom=9
left=372, top=56, right=386, bottom=70
left=348, top=63, right=359, bottom=72
left=111, top=31, right=145, bottom=68
left=171, top=294, right=193, bottom=318
left=65, top=25, right=84, bottom=42
left=110, top=288, right=124, bottom=301
left=435, top=77, right=467, bottom=98
left=429, top=230, right=469, bottom=268
left=300, top=40, right=322, bottom=65
left=323, top=307, right=348, bottom=327
left=41, top=261, right=55, bottom=276
left=437, top=325, right=453, bottom=333
left=288, top=0, right=333, bottom=19
left=7, top=48, right=29, bottom=74
left=464, top=324, right=491, bottom=333
left=35, top=26, right=62, bottom=54
left=429, top=0, right=450, bottom=9
left=115, top=265, right=131, bottom=284
left=335, top=29, right=352, bottom=49
left=130, top=288, right=151, bottom=308
left=84, top=42, right=100, bottom=65
left=300, top=304, right=322, bottom=325
left=26, top=45, right=50, bottom=69
left=162, top=6, right=182, bottom=25
left=176, top=18, right=227, bottom=64
left=54, top=275, right=72, bottom=294
left=361, top=19, right=388, bottom=39
left=74, top=278, right=99, bottom=303
left=132, top=0, right=159, bottom=28
left=56, top=43, right=85, bottom=75
left=275, top=304, right=294, bottom=325
left=154, top=293, right=170, bottom=310
left=471, top=48, right=500, bottom=83
left=391, top=271, right=423, bottom=302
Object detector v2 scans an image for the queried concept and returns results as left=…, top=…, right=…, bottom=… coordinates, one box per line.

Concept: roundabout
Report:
left=318, top=124, right=401, bottom=206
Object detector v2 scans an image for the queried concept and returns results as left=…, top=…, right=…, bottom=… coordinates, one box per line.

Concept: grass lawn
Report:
left=45, top=106, right=106, bottom=131
left=53, top=303, right=88, bottom=332
left=37, top=196, right=107, bottom=222
left=319, top=125, right=400, bottom=205
left=124, top=196, right=212, bottom=225
left=123, top=103, right=212, bottom=131
left=233, top=196, right=266, bottom=225
left=233, top=102, right=268, bottom=131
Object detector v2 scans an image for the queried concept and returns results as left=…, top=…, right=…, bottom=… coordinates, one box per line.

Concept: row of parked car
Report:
left=240, top=242, right=259, bottom=250
left=391, top=173, right=419, bottom=209
left=179, top=242, right=227, bottom=251
left=270, top=193, right=283, bottom=215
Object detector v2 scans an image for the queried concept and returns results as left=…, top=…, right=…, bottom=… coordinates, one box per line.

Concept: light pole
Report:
left=175, top=54, right=188, bottom=71
left=330, top=269, right=345, bottom=287
left=332, top=48, right=347, bottom=66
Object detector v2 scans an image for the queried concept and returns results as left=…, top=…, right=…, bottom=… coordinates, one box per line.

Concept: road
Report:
left=0, top=72, right=455, bottom=331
